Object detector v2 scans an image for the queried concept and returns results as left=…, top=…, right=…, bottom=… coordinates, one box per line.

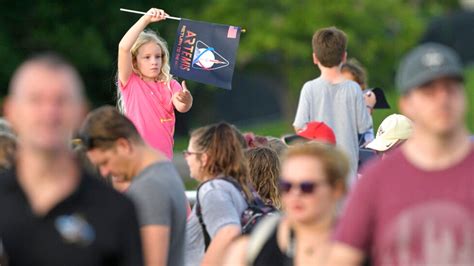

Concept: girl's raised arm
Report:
left=118, top=8, right=168, bottom=85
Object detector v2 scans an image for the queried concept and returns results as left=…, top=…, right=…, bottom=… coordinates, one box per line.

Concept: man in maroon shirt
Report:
left=327, top=43, right=474, bottom=266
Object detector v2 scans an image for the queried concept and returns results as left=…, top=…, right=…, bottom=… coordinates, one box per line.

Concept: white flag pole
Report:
left=120, top=8, right=182, bottom=21
left=120, top=8, right=246, bottom=32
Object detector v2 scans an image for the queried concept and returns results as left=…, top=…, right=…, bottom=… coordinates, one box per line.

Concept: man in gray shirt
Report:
left=294, top=27, right=371, bottom=184
left=80, top=106, right=188, bottom=266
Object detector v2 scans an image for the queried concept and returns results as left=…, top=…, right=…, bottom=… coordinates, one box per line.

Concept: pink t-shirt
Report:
left=335, top=146, right=474, bottom=266
left=120, top=73, right=182, bottom=159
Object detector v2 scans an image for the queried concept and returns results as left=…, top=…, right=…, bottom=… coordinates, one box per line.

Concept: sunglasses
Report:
left=279, top=180, right=324, bottom=194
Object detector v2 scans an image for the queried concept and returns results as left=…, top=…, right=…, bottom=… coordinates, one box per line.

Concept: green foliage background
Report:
left=0, top=0, right=471, bottom=133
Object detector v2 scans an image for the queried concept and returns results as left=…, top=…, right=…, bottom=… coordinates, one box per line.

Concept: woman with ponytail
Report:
left=183, top=122, right=251, bottom=266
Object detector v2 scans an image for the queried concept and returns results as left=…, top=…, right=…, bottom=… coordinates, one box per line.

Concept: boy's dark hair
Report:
left=79, top=105, right=143, bottom=150
left=312, top=27, right=347, bottom=67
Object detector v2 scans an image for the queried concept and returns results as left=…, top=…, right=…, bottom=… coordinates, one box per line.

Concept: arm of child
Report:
left=172, top=81, right=193, bottom=113
left=118, top=8, right=168, bottom=86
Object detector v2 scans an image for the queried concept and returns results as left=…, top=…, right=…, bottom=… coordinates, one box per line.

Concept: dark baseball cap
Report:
left=396, top=43, right=464, bottom=94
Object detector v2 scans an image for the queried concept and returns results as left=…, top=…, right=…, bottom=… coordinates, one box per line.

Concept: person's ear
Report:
left=332, top=180, right=346, bottom=200
left=399, top=95, right=413, bottom=119
left=116, top=138, right=132, bottom=154
left=341, top=51, right=347, bottom=64
left=200, top=152, right=209, bottom=167
left=312, top=53, right=319, bottom=65
left=2, top=96, right=14, bottom=128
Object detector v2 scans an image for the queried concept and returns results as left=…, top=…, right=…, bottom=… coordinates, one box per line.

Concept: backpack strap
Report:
left=195, top=181, right=212, bottom=250
left=220, top=176, right=249, bottom=202
left=245, top=214, right=281, bottom=266
left=219, top=176, right=267, bottom=208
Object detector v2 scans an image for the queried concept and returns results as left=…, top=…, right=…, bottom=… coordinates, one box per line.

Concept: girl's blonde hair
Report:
left=117, top=30, right=172, bottom=113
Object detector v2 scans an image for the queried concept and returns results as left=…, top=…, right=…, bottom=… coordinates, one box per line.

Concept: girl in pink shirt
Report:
left=118, top=8, right=193, bottom=159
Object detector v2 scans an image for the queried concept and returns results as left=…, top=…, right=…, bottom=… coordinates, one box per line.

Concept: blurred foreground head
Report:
left=397, top=43, right=466, bottom=137
left=5, top=52, right=86, bottom=154
left=280, top=142, right=348, bottom=224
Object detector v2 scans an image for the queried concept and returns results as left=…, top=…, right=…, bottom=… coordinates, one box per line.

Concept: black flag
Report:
left=170, top=19, right=241, bottom=90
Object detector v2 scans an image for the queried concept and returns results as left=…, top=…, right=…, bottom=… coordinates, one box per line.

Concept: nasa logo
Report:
left=192, top=41, right=230, bottom=71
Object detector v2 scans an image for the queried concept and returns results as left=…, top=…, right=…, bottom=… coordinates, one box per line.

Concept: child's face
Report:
left=135, top=41, right=163, bottom=80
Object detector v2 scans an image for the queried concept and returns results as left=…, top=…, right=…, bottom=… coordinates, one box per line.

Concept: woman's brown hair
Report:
left=191, top=122, right=252, bottom=200
left=245, top=147, right=281, bottom=209
left=283, top=142, right=349, bottom=193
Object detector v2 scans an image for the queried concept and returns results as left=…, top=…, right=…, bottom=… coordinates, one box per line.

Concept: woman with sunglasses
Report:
left=225, top=142, right=348, bottom=266
left=183, top=122, right=252, bottom=266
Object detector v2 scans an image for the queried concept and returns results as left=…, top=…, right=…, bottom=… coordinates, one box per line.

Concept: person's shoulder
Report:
left=136, top=161, right=180, bottom=182
left=120, top=72, right=141, bottom=90
left=135, top=162, right=183, bottom=190
left=300, top=77, right=325, bottom=96
left=360, top=148, right=406, bottom=180
left=303, top=77, right=324, bottom=88
left=199, top=178, right=239, bottom=196
left=159, top=78, right=181, bottom=93
left=170, top=78, right=181, bottom=88
left=339, top=79, right=362, bottom=93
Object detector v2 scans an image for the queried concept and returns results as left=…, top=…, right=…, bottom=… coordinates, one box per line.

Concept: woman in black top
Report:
left=225, top=142, right=349, bottom=266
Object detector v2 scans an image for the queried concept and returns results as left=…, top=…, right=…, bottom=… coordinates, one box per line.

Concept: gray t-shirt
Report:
left=293, top=77, right=372, bottom=185
left=184, top=179, right=248, bottom=266
left=126, top=161, right=187, bottom=266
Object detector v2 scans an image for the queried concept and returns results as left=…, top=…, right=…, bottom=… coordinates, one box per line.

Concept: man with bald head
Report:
left=0, top=53, right=143, bottom=266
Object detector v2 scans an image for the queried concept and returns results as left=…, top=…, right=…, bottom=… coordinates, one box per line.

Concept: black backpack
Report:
left=195, top=177, right=278, bottom=250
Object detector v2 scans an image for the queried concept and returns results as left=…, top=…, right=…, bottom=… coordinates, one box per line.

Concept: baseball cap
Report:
left=283, top=121, right=336, bottom=145
left=396, top=43, right=464, bottom=94
left=366, top=114, right=412, bottom=152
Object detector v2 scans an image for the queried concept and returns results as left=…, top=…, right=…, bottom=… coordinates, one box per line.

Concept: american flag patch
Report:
left=227, top=26, right=238, bottom=39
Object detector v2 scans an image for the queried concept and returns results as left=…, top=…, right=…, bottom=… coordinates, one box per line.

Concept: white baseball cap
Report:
left=366, top=114, right=413, bottom=152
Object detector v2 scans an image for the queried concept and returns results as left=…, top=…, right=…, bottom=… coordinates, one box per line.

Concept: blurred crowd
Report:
left=0, top=10, right=473, bottom=266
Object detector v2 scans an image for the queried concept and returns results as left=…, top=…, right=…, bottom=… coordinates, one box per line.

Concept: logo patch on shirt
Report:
left=55, top=214, right=95, bottom=246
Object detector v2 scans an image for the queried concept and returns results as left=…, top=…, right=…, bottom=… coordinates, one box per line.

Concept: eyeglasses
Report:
left=182, top=150, right=202, bottom=157
left=279, top=180, right=324, bottom=194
